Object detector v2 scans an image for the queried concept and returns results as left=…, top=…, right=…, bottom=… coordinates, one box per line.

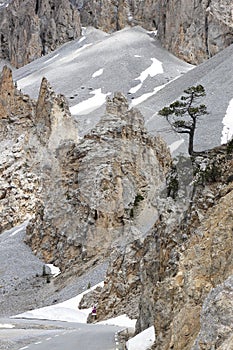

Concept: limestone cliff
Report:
left=91, top=146, right=233, bottom=349
left=0, top=65, right=78, bottom=232
left=0, top=0, right=81, bottom=67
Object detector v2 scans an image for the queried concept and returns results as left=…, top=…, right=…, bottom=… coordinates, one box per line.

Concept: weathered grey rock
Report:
left=192, top=275, right=233, bottom=350
left=91, top=144, right=233, bottom=349
left=0, top=66, right=78, bottom=233
left=0, top=0, right=81, bottom=67
left=156, top=0, right=233, bottom=64
left=0, top=0, right=232, bottom=66
left=25, top=92, right=171, bottom=271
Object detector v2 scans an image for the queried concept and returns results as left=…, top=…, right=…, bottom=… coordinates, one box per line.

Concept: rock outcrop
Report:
left=25, top=92, right=171, bottom=271
left=0, top=65, right=78, bottom=232
left=0, top=0, right=81, bottom=67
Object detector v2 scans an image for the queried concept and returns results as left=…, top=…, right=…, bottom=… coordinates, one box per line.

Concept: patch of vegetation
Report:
left=134, top=194, right=144, bottom=206
left=227, top=138, right=233, bottom=155
left=195, top=162, right=222, bottom=185
left=130, top=208, right=134, bottom=218
left=159, top=85, right=208, bottom=155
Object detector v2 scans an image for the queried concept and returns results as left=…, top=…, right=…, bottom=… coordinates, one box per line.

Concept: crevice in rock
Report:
left=205, top=0, right=212, bottom=58
left=35, top=0, right=40, bottom=15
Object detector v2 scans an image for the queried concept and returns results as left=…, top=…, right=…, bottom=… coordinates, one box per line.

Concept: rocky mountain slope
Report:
left=78, top=0, right=233, bottom=64
left=0, top=65, right=78, bottom=232
left=0, top=65, right=171, bottom=274
left=12, top=25, right=233, bottom=153
left=0, top=2, right=232, bottom=350
left=0, top=0, right=232, bottom=66
left=0, top=0, right=233, bottom=67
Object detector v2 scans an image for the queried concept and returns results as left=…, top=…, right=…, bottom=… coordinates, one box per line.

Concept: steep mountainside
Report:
left=0, top=2, right=232, bottom=349
left=0, top=0, right=232, bottom=66
left=78, top=0, right=233, bottom=64
left=90, top=144, right=233, bottom=349
left=0, top=0, right=81, bottom=67
left=0, top=66, right=171, bottom=274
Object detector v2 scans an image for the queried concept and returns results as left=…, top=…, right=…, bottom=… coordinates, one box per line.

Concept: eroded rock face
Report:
left=156, top=0, right=233, bottom=64
left=0, top=0, right=232, bottom=66
left=0, top=0, right=81, bottom=67
left=25, top=92, right=171, bottom=271
left=192, top=275, right=233, bottom=350
left=92, top=146, right=233, bottom=349
left=0, top=65, right=78, bottom=232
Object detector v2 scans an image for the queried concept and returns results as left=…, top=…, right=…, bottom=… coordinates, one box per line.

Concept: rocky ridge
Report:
left=0, top=64, right=172, bottom=276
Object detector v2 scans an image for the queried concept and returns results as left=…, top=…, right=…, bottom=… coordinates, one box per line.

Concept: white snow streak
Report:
left=46, top=264, right=61, bottom=277
left=70, top=88, right=110, bottom=115
left=129, top=57, right=163, bottom=94
left=44, top=54, right=59, bottom=64
left=0, top=324, right=15, bottom=329
left=126, top=326, right=155, bottom=350
left=59, top=43, right=92, bottom=63
left=129, top=83, right=142, bottom=94
left=92, top=68, right=104, bottom=78
left=169, top=139, right=185, bottom=153
left=221, top=98, right=233, bottom=144
left=137, top=57, right=163, bottom=82
left=130, top=84, right=165, bottom=107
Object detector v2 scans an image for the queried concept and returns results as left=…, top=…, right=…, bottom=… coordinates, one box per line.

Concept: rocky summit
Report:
left=0, top=1, right=233, bottom=350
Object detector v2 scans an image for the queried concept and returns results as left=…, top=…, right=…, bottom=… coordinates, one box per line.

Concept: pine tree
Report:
left=158, top=85, right=208, bottom=155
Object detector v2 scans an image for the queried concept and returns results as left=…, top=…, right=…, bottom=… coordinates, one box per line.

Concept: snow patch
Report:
left=46, top=264, right=61, bottom=277
left=221, top=98, right=233, bottom=144
left=129, top=57, right=163, bottom=95
left=136, top=57, right=163, bottom=84
left=129, top=83, right=142, bottom=94
left=70, top=88, right=110, bottom=115
left=0, top=324, right=15, bottom=329
left=44, top=54, right=60, bottom=64
left=130, top=84, right=165, bottom=107
left=169, top=139, right=185, bottom=153
left=92, top=68, right=104, bottom=78
left=126, top=326, right=155, bottom=350
left=12, top=282, right=104, bottom=323
left=12, top=281, right=136, bottom=330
